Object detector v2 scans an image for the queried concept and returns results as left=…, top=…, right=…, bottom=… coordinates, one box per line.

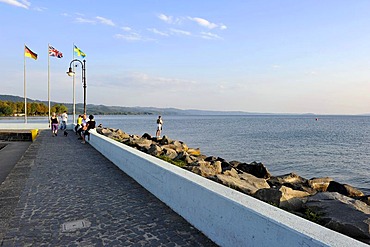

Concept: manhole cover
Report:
left=61, top=219, right=91, bottom=232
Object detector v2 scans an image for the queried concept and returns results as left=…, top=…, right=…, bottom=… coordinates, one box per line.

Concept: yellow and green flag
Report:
left=74, top=45, right=86, bottom=58
left=25, top=45, right=37, bottom=60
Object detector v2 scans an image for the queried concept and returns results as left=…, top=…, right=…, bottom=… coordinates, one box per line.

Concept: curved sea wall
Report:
left=88, top=127, right=369, bottom=246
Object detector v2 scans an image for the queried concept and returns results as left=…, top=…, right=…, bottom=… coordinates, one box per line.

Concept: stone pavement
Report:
left=0, top=141, right=31, bottom=184
left=0, top=130, right=217, bottom=246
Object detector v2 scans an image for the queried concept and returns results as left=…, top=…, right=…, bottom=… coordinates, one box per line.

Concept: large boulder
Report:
left=133, top=137, right=153, bottom=151
left=268, top=173, right=316, bottom=195
left=100, top=128, right=128, bottom=141
left=191, top=160, right=221, bottom=178
left=205, top=156, right=217, bottom=162
left=356, top=196, right=370, bottom=206
left=236, top=161, right=271, bottom=179
left=221, top=161, right=233, bottom=172
left=162, top=147, right=178, bottom=160
left=254, top=186, right=310, bottom=211
left=187, top=148, right=201, bottom=156
left=229, top=160, right=241, bottom=168
left=327, top=181, right=364, bottom=197
left=175, top=152, right=194, bottom=165
left=160, top=135, right=172, bottom=145
left=141, top=133, right=152, bottom=140
left=304, top=192, right=370, bottom=243
left=147, top=144, right=163, bottom=156
left=172, top=140, right=188, bottom=153
left=308, top=177, right=333, bottom=192
left=216, top=170, right=270, bottom=195
left=268, top=173, right=307, bottom=185
left=115, top=129, right=130, bottom=139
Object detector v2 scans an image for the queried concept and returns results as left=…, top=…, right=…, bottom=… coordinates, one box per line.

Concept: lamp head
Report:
left=67, top=67, right=75, bottom=77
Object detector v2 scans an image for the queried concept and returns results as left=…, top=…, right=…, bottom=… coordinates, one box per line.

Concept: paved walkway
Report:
left=0, top=141, right=31, bottom=184
left=0, top=130, right=217, bottom=246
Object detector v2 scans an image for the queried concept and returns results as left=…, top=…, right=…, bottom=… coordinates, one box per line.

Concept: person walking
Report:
left=50, top=112, right=59, bottom=136
left=156, top=116, right=163, bottom=138
left=61, top=110, right=68, bottom=130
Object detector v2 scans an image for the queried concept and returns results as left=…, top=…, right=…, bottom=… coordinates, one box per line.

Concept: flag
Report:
left=25, top=45, right=37, bottom=60
left=74, top=45, right=86, bottom=58
left=49, top=45, right=63, bottom=58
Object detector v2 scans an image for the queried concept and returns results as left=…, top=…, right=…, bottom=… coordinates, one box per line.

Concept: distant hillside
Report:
left=0, top=94, right=254, bottom=116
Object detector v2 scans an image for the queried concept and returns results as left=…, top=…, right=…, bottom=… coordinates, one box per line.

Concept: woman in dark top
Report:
left=81, top=115, right=96, bottom=143
left=50, top=112, right=59, bottom=136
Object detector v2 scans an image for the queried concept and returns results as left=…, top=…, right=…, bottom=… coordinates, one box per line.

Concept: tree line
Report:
left=0, top=100, right=68, bottom=117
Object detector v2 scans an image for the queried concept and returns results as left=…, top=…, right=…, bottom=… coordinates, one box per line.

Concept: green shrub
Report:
left=305, top=208, right=322, bottom=223
left=157, top=155, right=187, bottom=168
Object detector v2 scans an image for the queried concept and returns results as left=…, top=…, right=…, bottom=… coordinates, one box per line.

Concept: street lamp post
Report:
left=67, top=59, right=86, bottom=114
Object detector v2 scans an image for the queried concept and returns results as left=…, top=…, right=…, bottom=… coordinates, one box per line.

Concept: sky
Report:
left=1, top=0, right=370, bottom=114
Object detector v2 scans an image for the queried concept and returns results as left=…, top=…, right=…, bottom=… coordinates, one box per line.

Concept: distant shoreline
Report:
left=1, top=94, right=370, bottom=116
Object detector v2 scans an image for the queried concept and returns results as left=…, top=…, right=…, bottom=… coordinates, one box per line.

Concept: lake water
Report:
left=2, top=115, right=370, bottom=193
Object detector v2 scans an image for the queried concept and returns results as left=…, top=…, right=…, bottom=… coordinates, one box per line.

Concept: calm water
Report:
left=3, top=115, right=369, bottom=193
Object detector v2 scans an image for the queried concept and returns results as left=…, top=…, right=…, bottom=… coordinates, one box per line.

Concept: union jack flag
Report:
left=48, top=45, right=63, bottom=58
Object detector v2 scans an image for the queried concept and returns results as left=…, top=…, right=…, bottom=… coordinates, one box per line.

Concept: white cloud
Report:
left=169, top=28, right=191, bottom=36
left=148, top=28, right=169, bottom=36
left=0, top=0, right=30, bottom=9
left=158, top=13, right=173, bottom=24
left=33, top=6, right=46, bottom=12
left=96, top=16, right=115, bottom=26
left=157, top=13, right=183, bottom=24
left=200, top=32, right=222, bottom=40
left=220, top=24, right=227, bottom=30
left=114, top=33, right=144, bottom=41
left=189, top=17, right=217, bottom=29
left=75, top=17, right=96, bottom=24
left=188, top=17, right=227, bottom=30
left=118, top=72, right=196, bottom=91
left=121, top=26, right=132, bottom=31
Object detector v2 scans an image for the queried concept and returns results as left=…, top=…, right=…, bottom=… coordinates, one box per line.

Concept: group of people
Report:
left=49, top=111, right=68, bottom=137
left=75, top=114, right=96, bottom=144
left=50, top=111, right=96, bottom=144
left=51, top=113, right=163, bottom=140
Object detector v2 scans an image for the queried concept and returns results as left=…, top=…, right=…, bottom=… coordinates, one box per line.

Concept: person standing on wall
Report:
left=156, top=116, right=163, bottom=138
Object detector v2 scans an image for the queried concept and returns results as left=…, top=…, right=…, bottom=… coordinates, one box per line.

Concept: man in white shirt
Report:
left=61, top=111, right=68, bottom=130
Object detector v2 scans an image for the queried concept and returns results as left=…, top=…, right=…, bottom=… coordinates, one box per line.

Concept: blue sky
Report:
left=1, top=0, right=370, bottom=114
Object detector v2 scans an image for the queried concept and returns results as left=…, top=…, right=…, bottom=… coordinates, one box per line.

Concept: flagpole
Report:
left=24, top=44, right=27, bottom=124
left=48, top=43, right=51, bottom=122
left=72, top=43, right=76, bottom=124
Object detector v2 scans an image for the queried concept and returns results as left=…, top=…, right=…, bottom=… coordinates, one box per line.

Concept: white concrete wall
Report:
left=0, top=123, right=73, bottom=130
left=88, top=130, right=366, bottom=247
left=0, top=123, right=50, bottom=130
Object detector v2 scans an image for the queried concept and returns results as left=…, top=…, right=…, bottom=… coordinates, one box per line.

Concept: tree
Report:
left=51, top=104, right=68, bottom=114
left=16, top=102, right=23, bottom=115
left=0, top=104, right=13, bottom=116
left=30, top=102, right=38, bottom=115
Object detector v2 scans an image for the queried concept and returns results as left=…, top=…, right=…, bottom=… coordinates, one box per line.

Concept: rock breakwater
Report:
left=97, top=127, right=370, bottom=244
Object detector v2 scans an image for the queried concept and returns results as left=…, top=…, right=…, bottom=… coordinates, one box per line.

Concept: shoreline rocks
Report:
left=96, top=127, right=370, bottom=244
